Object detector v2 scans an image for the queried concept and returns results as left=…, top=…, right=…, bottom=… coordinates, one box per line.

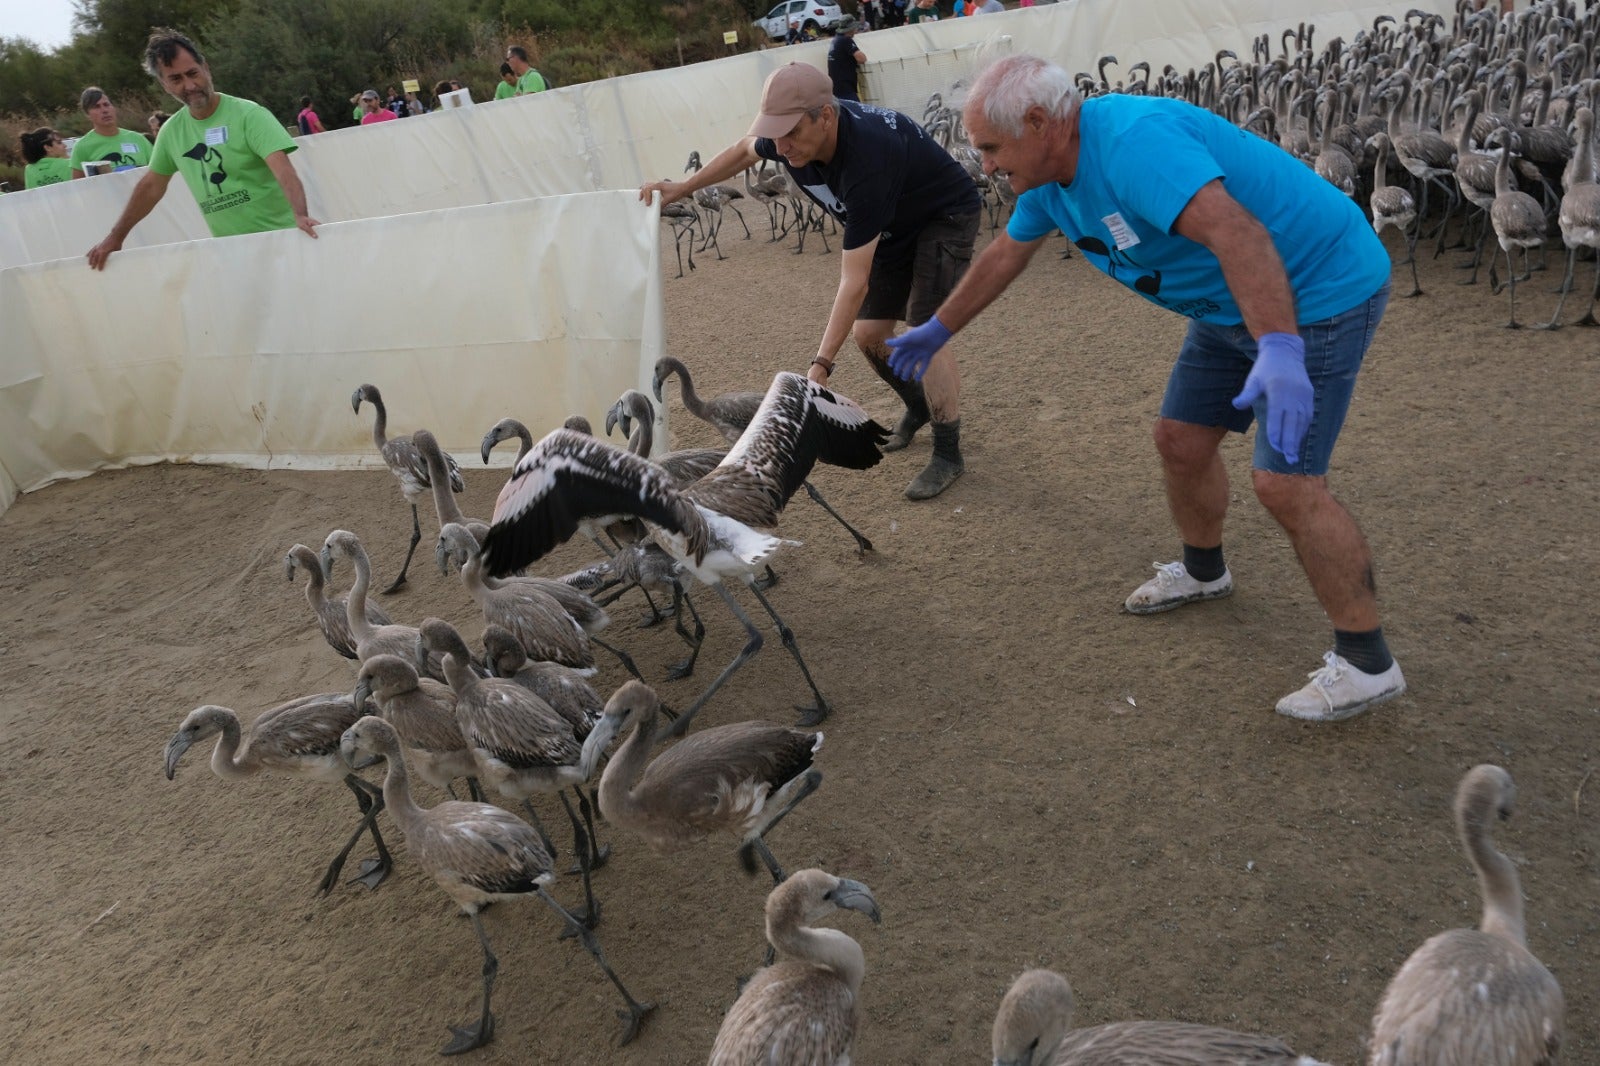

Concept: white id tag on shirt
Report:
left=121, top=142, right=138, bottom=154
left=204, top=126, right=229, bottom=147
left=1102, top=211, right=1141, bottom=250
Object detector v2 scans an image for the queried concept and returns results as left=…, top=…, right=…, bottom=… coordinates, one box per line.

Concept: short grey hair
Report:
left=969, top=54, right=1081, bottom=138
left=143, top=28, right=206, bottom=81
left=80, top=86, right=109, bottom=112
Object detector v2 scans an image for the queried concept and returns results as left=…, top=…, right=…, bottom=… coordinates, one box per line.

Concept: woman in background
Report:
left=21, top=128, right=71, bottom=189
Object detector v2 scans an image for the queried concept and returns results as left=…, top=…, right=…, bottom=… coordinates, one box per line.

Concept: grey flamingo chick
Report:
left=581, top=680, right=822, bottom=885
left=708, top=869, right=880, bottom=1066
left=480, top=416, right=533, bottom=466
left=284, top=543, right=393, bottom=660
left=437, top=521, right=643, bottom=680
left=419, top=618, right=611, bottom=899
left=596, top=541, right=709, bottom=677
left=482, top=372, right=887, bottom=737
left=1368, top=764, right=1563, bottom=1065
left=414, top=429, right=487, bottom=545
left=1369, top=133, right=1420, bottom=298
left=339, top=716, right=654, bottom=1053
left=319, top=529, right=446, bottom=681
left=686, top=149, right=752, bottom=256
left=163, top=695, right=391, bottom=894
left=486, top=414, right=644, bottom=557
left=351, top=383, right=464, bottom=593
left=1488, top=130, right=1548, bottom=329
left=991, top=969, right=1330, bottom=1065
left=354, top=654, right=482, bottom=802
left=653, top=355, right=876, bottom=556
left=1541, top=107, right=1600, bottom=330
left=607, top=388, right=725, bottom=484
left=482, top=622, right=604, bottom=730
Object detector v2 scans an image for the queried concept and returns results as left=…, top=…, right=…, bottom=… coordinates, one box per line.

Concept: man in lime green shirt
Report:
left=69, top=87, right=154, bottom=178
left=494, top=63, right=518, bottom=101
left=87, top=28, right=319, bottom=270
left=505, top=46, right=548, bottom=94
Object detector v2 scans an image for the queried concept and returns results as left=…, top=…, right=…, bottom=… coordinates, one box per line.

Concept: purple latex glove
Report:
left=1232, top=332, right=1313, bottom=465
left=884, top=315, right=953, bottom=381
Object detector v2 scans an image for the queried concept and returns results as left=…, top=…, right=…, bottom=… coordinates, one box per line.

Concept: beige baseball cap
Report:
left=748, top=63, right=834, bottom=139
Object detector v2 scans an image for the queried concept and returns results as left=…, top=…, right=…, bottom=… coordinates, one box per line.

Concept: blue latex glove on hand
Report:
left=884, top=315, right=954, bottom=382
left=1232, top=332, right=1313, bottom=465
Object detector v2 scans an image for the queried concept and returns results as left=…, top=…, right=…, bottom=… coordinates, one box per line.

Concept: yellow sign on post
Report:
left=723, top=31, right=739, bottom=45
left=402, top=79, right=420, bottom=93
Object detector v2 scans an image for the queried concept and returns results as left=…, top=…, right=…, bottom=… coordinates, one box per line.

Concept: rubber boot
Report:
left=906, top=419, right=964, bottom=500
left=868, top=357, right=930, bottom=452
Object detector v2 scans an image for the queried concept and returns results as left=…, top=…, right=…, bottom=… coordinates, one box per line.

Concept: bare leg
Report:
left=536, top=889, right=656, bottom=1045
left=1152, top=419, right=1231, bottom=549
left=1252, top=471, right=1380, bottom=632
left=441, top=911, right=498, bottom=1055
left=382, top=504, right=422, bottom=594
left=745, top=581, right=830, bottom=727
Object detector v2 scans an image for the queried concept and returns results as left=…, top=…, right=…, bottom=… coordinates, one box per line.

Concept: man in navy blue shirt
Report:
left=827, top=17, right=866, bottom=102
left=640, top=63, right=981, bottom=499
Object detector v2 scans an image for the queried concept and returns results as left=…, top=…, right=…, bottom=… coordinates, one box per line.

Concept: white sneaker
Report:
left=1275, top=651, right=1406, bottom=722
left=1123, top=561, right=1234, bottom=614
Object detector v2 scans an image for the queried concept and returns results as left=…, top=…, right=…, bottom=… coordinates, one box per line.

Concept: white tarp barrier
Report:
left=0, top=190, right=662, bottom=512
left=0, top=0, right=1455, bottom=270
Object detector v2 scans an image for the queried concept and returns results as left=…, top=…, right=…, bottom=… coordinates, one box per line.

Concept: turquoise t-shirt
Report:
left=25, top=157, right=72, bottom=188
left=150, top=94, right=298, bottom=238
left=1008, top=95, right=1389, bottom=325
left=69, top=128, right=153, bottom=174
left=517, top=69, right=547, bottom=94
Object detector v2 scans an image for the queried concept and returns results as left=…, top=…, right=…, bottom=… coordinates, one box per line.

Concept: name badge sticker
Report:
left=1102, top=211, right=1141, bottom=250
left=204, top=126, right=229, bottom=147
left=121, top=142, right=138, bottom=154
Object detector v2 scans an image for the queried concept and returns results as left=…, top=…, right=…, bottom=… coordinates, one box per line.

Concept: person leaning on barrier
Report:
left=86, top=28, right=319, bottom=270
left=827, top=16, right=866, bottom=103
left=884, top=54, right=1404, bottom=721
left=639, top=62, right=981, bottom=501
left=494, top=63, right=518, bottom=101
left=20, top=128, right=72, bottom=189
left=69, top=87, right=154, bottom=178
left=359, top=89, right=398, bottom=125
left=505, top=45, right=548, bottom=94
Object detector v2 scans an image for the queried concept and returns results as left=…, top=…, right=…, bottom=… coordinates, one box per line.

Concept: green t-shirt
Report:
left=25, top=157, right=72, bottom=188
left=150, top=94, right=298, bottom=238
left=517, top=69, right=547, bottom=94
left=494, top=80, right=517, bottom=100
left=907, top=4, right=940, bottom=22
left=68, top=128, right=153, bottom=175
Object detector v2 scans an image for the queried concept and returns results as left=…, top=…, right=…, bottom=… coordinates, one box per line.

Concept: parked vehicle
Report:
left=754, top=0, right=845, bottom=40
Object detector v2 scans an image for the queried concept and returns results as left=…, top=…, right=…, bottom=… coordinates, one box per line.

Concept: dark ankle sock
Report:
left=868, top=357, right=931, bottom=424
left=1335, top=627, right=1393, bottom=675
left=1182, top=543, right=1226, bottom=582
left=931, top=419, right=962, bottom=464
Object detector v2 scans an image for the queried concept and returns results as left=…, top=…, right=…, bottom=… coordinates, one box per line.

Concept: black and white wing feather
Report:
left=483, top=429, right=706, bottom=577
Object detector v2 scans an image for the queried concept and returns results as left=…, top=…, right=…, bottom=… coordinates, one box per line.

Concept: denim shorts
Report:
left=1159, top=283, right=1390, bottom=475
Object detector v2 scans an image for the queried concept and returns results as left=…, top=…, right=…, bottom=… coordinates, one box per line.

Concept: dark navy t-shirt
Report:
left=755, top=101, right=979, bottom=262
left=828, top=35, right=862, bottom=101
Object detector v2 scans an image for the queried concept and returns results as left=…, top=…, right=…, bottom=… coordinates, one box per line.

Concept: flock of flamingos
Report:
left=159, top=2, right=1591, bottom=1060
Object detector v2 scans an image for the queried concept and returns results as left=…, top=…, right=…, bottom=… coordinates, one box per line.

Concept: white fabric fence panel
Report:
left=0, top=0, right=1455, bottom=271
left=0, top=190, right=662, bottom=509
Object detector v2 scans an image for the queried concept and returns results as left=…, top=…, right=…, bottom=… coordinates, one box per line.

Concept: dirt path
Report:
left=2, top=217, right=1596, bottom=1065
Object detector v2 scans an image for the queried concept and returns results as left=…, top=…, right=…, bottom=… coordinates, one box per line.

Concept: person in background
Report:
left=350, top=93, right=363, bottom=122
left=405, top=90, right=428, bottom=116
left=827, top=16, right=867, bottom=103
left=785, top=17, right=805, bottom=44
left=494, top=63, right=518, bottom=100
left=885, top=53, right=1403, bottom=721
left=907, top=0, right=939, bottom=24
left=861, top=0, right=878, bottom=29
left=86, top=28, right=318, bottom=269
left=359, top=89, right=398, bottom=125
left=147, top=111, right=170, bottom=138
left=296, top=95, right=326, bottom=135
left=641, top=63, right=982, bottom=500
left=450, top=79, right=464, bottom=92
left=973, top=0, right=1005, bottom=11
left=953, top=0, right=968, bottom=15
left=386, top=86, right=406, bottom=118
left=21, top=128, right=72, bottom=188
left=69, top=87, right=154, bottom=178
left=505, top=46, right=548, bottom=94
left=433, top=79, right=454, bottom=103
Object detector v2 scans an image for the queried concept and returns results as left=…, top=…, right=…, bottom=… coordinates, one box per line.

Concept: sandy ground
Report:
left=2, top=210, right=1597, bottom=1065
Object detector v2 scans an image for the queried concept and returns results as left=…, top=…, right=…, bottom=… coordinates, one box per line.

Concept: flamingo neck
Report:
left=208, top=713, right=253, bottom=780
left=345, top=545, right=375, bottom=640
left=770, top=924, right=866, bottom=997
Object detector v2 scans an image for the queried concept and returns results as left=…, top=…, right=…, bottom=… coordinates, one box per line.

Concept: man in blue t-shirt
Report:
left=641, top=63, right=982, bottom=500
left=886, top=54, right=1404, bottom=722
